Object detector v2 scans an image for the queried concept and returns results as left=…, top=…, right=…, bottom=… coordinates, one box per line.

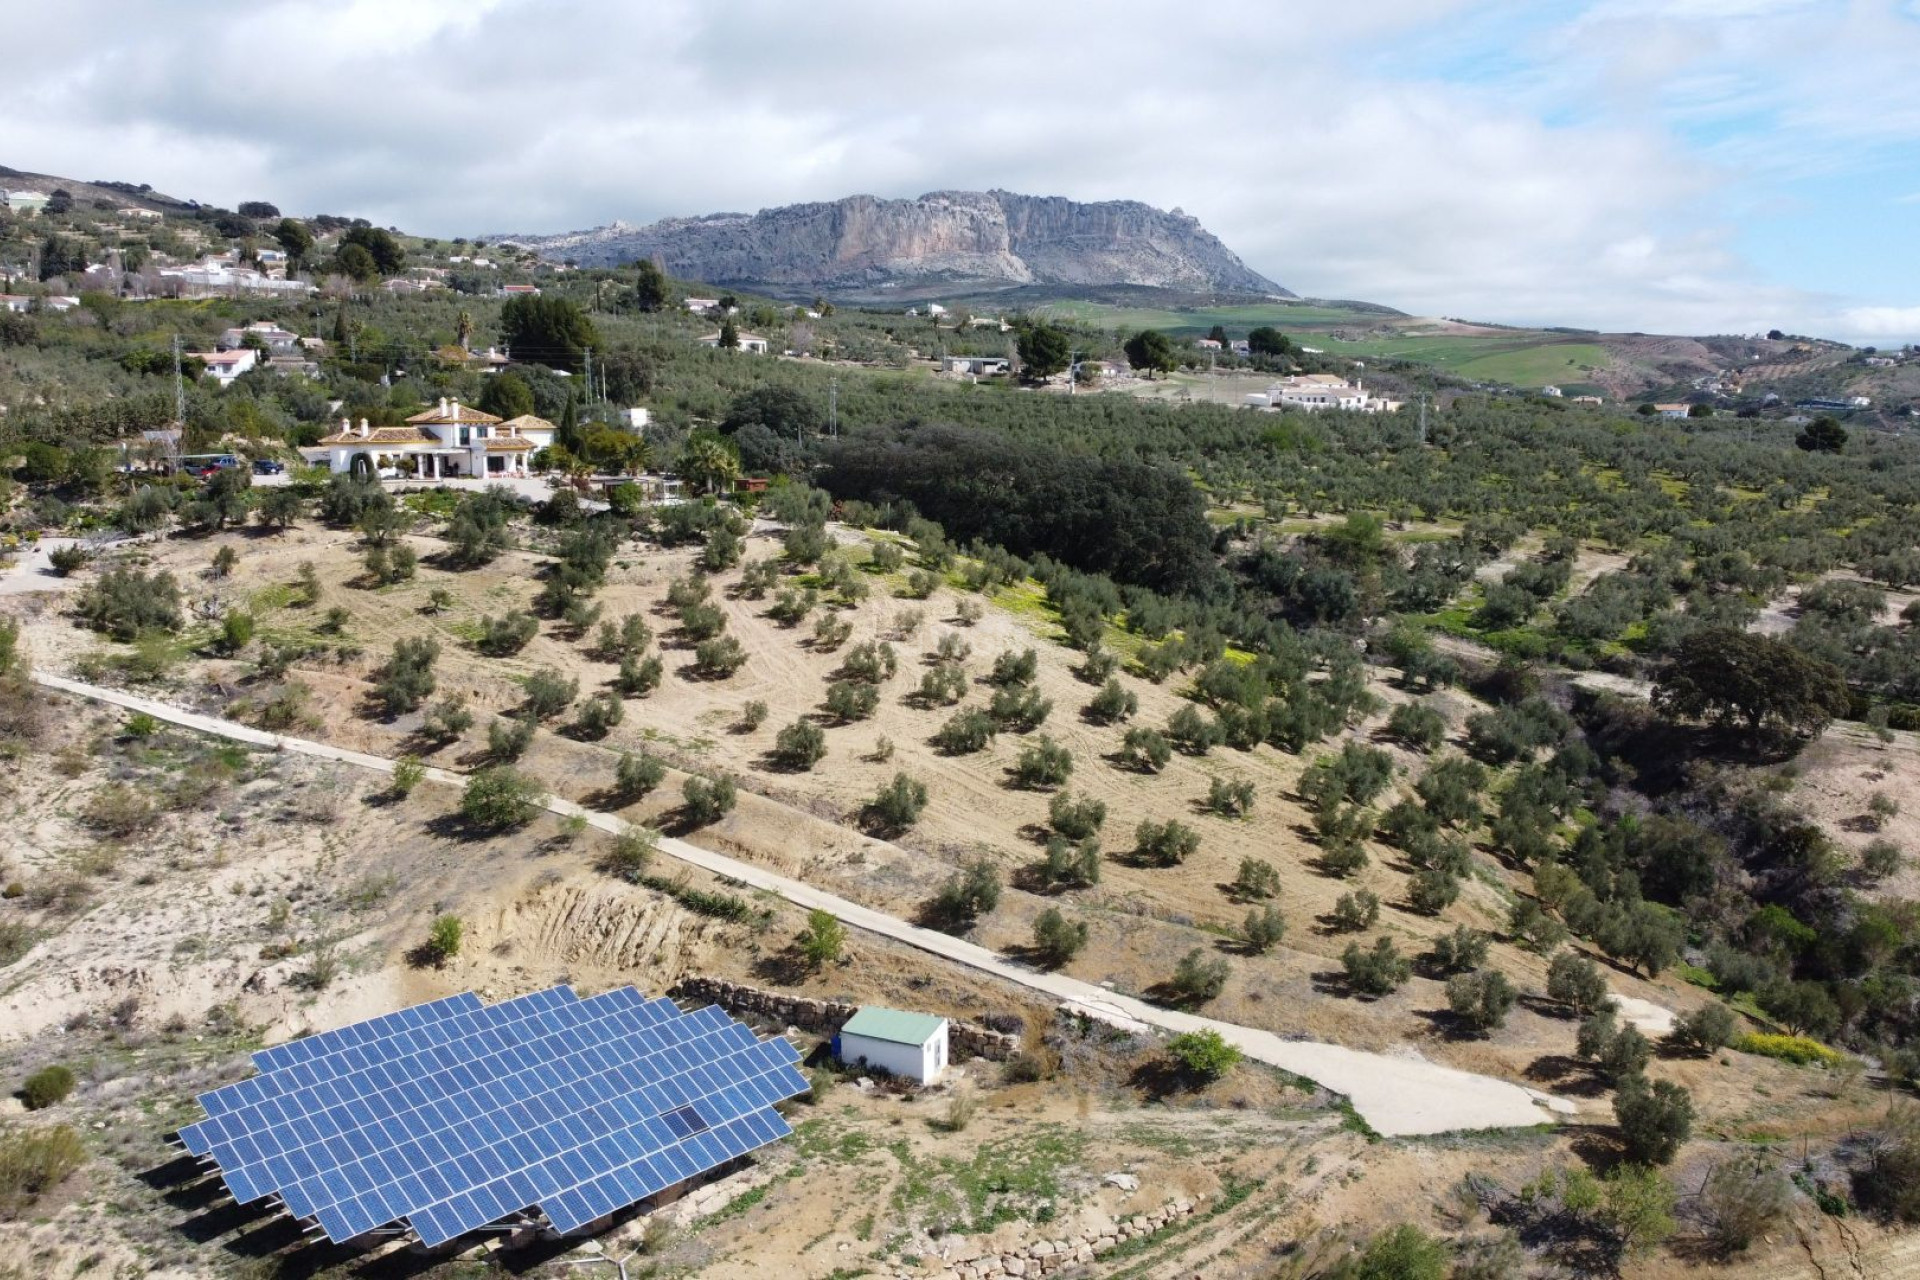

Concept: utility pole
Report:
left=584, top=349, right=594, bottom=410
left=172, top=333, right=186, bottom=428
left=1418, top=393, right=1429, bottom=444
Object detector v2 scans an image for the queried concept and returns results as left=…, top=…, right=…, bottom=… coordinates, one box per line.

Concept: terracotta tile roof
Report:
left=317, top=427, right=438, bottom=446
left=405, top=402, right=502, bottom=426
left=484, top=438, right=536, bottom=452
left=496, top=415, right=556, bottom=435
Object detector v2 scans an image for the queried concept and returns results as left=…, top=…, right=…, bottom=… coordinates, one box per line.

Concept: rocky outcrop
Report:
left=502, top=190, right=1287, bottom=298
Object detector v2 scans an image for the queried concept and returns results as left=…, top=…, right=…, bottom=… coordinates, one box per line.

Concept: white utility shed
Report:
left=836, top=1006, right=949, bottom=1084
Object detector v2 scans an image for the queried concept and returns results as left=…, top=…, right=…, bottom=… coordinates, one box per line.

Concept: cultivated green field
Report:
left=1316, top=333, right=1610, bottom=387
left=1030, top=299, right=1391, bottom=333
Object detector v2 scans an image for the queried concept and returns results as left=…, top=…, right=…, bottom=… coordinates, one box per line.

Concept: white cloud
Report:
left=0, top=0, right=1911, bottom=338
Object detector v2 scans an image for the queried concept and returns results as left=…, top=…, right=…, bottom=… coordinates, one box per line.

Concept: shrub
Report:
left=1120, top=726, right=1171, bottom=772
left=1330, top=889, right=1380, bottom=932
left=934, top=631, right=972, bottom=665
left=679, top=602, right=727, bottom=641
left=1577, top=1010, right=1651, bottom=1082
left=460, top=767, right=544, bottom=830
left=372, top=636, right=439, bottom=717
left=1085, top=677, right=1138, bottom=725
left=1233, top=857, right=1282, bottom=900
left=1509, top=899, right=1569, bottom=953
left=0, top=1124, right=85, bottom=1209
left=21, top=1065, right=76, bottom=1111
left=424, top=914, right=463, bottom=964
left=614, top=750, right=667, bottom=801
left=1702, top=1152, right=1793, bottom=1255
left=1206, top=777, right=1256, bottom=817
left=1353, top=1224, right=1449, bottom=1280
left=1342, top=937, right=1411, bottom=995
left=1406, top=868, right=1460, bottom=915
left=1032, top=907, right=1089, bottom=967
left=1734, top=1032, right=1844, bottom=1067
left=1135, top=818, right=1200, bottom=867
left=389, top=755, right=426, bottom=798
left=989, top=648, right=1038, bottom=686
left=798, top=909, right=846, bottom=970
left=477, top=612, right=538, bottom=655
left=694, top=635, right=748, bottom=676
left=824, top=679, right=879, bottom=722
left=867, top=772, right=928, bottom=832
left=616, top=653, right=664, bottom=696
left=1318, top=835, right=1369, bottom=878
left=1384, top=701, right=1447, bottom=752
left=571, top=692, right=624, bottom=740
left=599, top=828, right=658, bottom=882
left=1861, top=838, right=1904, bottom=882
left=1049, top=792, right=1107, bottom=840
left=682, top=774, right=737, bottom=825
left=1243, top=904, right=1287, bottom=954
left=1167, top=948, right=1229, bottom=1004
left=77, top=567, right=181, bottom=639
left=738, top=700, right=769, bottom=731
left=933, top=708, right=996, bottom=754
left=1166, top=1029, right=1241, bottom=1082
left=1428, top=926, right=1490, bottom=974
left=213, top=609, right=254, bottom=656
left=597, top=614, right=652, bottom=660
left=1011, top=736, right=1073, bottom=789
left=1613, top=1075, right=1693, bottom=1165
left=989, top=683, right=1051, bottom=731
left=1547, top=952, right=1611, bottom=1013
left=1667, top=1002, right=1738, bottom=1056
left=1446, top=969, right=1517, bottom=1034
left=769, top=586, right=817, bottom=626
left=916, top=664, right=968, bottom=706
left=810, top=612, right=853, bottom=650
left=1040, top=834, right=1103, bottom=889
left=1298, top=741, right=1395, bottom=811
left=931, top=859, right=1001, bottom=928
left=81, top=783, right=158, bottom=838
left=840, top=640, right=898, bottom=684
left=772, top=719, right=828, bottom=770
left=486, top=717, right=533, bottom=763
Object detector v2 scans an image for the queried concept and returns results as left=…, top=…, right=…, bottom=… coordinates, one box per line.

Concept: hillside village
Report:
left=5, top=171, right=1920, bottom=1280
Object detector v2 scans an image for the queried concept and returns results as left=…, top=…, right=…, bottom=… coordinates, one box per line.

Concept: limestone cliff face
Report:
left=505, top=190, right=1287, bottom=297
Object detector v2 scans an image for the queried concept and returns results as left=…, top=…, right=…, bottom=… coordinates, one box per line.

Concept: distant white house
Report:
left=1654, top=403, right=1691, bottom=420
left=622, top=406, right=651, bottom=431
left=119, top=207, right=165, bottom=221
left=1572, top=395, right=1605, bottom=406
left=192, top=348, right=259, bottom=387
left=836, top=1007, right=948, bottom=1084
left=684, top=297, right=722, bottom=314
left=305, top=399, right=555, bottom=479
left=1541, top=385, right=1563, bottom=397
left=946, top=355, right=1011, bottom=377
left=3, top=190, right=50, bottom=215
left=0, top=295, right=30, bottom=313
left=217, top=321, right=301, bottom=354
left=40, top=295, right=80, bottom=312
left=699, top=330, right=769, bottom=354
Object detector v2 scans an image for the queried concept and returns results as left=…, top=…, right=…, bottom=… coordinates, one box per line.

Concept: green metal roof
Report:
left=840, top=1006, right=946, bottom=1046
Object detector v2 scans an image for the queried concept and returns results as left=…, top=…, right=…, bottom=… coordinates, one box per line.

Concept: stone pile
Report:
left=670, top=976, right=1020, bottom=1062
left=944, top=1197, right=1200, bottom=1278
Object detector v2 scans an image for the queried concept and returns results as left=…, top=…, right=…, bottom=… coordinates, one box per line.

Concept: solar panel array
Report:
left=179, top=985, right=808, bottom=1247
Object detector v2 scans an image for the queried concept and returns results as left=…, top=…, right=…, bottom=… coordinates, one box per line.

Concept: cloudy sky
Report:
left=6, top=0, right=1917, bottom=341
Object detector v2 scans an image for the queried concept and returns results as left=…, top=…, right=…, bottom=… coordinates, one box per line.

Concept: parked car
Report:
left=251, top=459, right=286, bottom=475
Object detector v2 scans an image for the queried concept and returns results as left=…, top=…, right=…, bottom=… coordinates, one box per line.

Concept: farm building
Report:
left=835, top=1007, right=949, bottom=1084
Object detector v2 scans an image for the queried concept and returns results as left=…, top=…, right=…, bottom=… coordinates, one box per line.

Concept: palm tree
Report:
left=677, top=433, right=739, bottom=495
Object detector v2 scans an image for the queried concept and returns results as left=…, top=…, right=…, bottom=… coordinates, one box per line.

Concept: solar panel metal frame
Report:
left=181, top=985, right=806, bottom=1248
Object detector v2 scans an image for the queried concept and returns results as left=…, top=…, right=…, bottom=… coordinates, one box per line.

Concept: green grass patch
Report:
left=887, top=1124, right=1086, bottom=1236
left=1673, top=962, right=1718, bottom=990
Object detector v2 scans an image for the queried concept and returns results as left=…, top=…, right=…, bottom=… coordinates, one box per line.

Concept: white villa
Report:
left=1245, top=374, right=1401, bottom=414
left=699, top=330, right=770, bottom=353
left=307, top=399, right=557, bottom=479
left=193, top=348, right=259, bottom=387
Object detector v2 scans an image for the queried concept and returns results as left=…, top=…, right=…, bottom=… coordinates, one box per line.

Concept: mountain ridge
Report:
left=498, top=189, right=1290, bottom=301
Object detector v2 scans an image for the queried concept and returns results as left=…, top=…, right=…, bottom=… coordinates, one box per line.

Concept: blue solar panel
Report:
left=181, top=986, right=805, bottom=1248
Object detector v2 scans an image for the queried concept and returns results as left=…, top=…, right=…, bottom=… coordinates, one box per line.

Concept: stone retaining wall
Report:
left=945, top=1196, right=1203, bottom=1277
left=669, top=977, right=1021, bottom=1062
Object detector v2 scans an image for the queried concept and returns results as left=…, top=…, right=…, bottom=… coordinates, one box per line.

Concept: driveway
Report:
left=30, top=671, right=1576, bottom=1137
